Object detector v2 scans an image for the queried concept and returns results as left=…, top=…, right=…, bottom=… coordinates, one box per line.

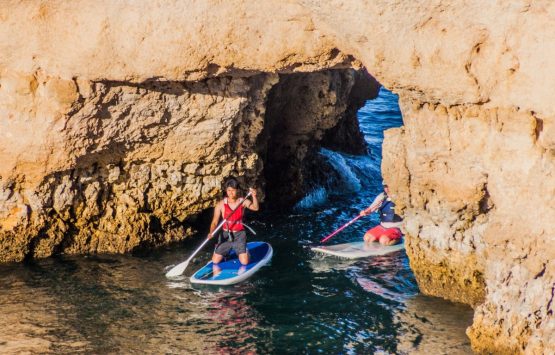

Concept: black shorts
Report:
left=214, top=230, right=247, bottom=256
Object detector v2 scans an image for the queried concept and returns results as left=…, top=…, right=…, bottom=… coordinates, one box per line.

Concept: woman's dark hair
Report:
left=223, top=177, right=241, bottom=196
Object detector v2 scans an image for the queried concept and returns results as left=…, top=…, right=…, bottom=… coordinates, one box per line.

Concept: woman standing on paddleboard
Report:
left=208, top=178, right=258, bottom=267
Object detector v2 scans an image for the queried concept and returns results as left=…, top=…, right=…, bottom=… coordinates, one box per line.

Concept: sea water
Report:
left=0, top=88, right=473, bottom=354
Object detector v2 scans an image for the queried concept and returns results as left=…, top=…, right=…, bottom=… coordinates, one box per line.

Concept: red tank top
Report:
left=223, top=198, right=244, bottom=232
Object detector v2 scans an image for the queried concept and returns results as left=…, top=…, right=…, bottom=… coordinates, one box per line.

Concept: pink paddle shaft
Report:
left=320, top=214, right=364, bottom=243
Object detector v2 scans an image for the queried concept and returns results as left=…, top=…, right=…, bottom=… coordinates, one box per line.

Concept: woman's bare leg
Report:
left=378, top=235, right=399, bottom=246
left=364, top=232, right=378, bottom=243
left=212, top=253, right=224, bottom=264
left=238, top=253, right=249, bottom=265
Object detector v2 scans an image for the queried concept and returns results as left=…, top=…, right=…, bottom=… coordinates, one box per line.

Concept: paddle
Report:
left=165, top=191, right=253, bottom=278
left=320, top=214, right=364, bottom=244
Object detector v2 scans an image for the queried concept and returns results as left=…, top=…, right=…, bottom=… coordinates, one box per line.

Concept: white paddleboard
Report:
left=311, top=241, right=404, bottom=259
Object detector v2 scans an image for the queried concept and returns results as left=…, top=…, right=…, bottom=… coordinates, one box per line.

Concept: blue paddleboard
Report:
left=190, top=242, right=273, bottom=285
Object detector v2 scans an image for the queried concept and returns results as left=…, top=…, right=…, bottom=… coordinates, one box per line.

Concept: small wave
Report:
left=294, top=186, right=328, bottom=210
left=320, top=149, right=362, bottom=192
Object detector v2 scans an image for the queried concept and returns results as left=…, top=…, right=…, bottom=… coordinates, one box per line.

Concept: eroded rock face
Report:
left=0, top=0, right=364, bottom=262
left=262, top=69, right=378, bottom=206
left=0, top=67, right=372, bottom=261
left=298, top=1, right=555, bottom=353
left=0, top=74, right=279, bottom=260
left=0, top=1, right=356, bottom=82
left=382, top=100, right=555, bottom=353
left=1, top=0, right=554, bottom=353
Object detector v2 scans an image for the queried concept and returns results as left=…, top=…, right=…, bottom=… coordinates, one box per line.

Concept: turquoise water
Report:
left=0, top=88, right=473, bottom=354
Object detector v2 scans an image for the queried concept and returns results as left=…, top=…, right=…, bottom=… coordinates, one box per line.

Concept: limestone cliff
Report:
left=299, top=1, right=555, bottom=353
left=0, top=0, right=365, bottom=262
left=262, top=69, right=378, bottom=206
left=1, top=0, right=554, bottom=353
left=0, top=74, right=275, bottom=260
left=0, top=68, right=374, bottom=261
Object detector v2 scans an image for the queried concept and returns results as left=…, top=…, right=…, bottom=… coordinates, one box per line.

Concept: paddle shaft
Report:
left=184, top=191, right=253, bottom=264
left=320, top=214, right=363, bottom=243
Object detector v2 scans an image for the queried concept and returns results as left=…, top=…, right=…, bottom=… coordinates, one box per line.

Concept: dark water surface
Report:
left=0, top=88, right=473, bottom=354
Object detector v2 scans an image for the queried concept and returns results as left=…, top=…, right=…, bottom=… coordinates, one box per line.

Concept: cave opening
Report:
left=182, top=68, right=403, bottom=245
left=260, top=68, right=403, bottom=211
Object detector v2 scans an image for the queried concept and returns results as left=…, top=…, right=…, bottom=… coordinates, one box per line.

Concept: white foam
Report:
left=320, top=148, right=362, bottom=192
left=294, top=186, right=327, bottom=210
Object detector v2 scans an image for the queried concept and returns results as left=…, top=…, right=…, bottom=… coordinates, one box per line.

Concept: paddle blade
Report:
left=165, top=260, right=189, bottom=278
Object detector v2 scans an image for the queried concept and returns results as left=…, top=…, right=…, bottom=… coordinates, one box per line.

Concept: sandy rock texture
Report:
left=0, top=0, right=356, bottom=82
left=383, top=102, right=554, bottom=353
left=0, top=73, right=278, bottom=260
left=0, top=0, right=366, bottom=262
left=299, top=1, right=555, bottom=353
left=0, top=67, right=370, bottom=261
left=1, top=0, right=555, bottom=353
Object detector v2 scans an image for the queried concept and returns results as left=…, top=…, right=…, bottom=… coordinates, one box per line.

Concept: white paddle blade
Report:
left=165, top=260, right=189, bottom=278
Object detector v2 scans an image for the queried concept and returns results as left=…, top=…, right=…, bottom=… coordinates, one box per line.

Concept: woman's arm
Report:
left=207, top=201, right=222, bottom=238
left=245, top=188, right=259, bottom=211
left=359, top=192, right=385, bottom=216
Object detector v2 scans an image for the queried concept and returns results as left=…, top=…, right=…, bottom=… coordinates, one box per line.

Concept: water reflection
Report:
left=394, top=296, right=474, bottom=354
left=0, top=246, right=473, bottom=353
left=0, top=254, right=269, bottom=354
left=0, top=273, right=59, bottom=353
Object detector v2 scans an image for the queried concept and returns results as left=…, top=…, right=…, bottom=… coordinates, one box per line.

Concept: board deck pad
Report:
left=311, top=241, right=404, bottom=259
left=190, top=242, right=273, bottom=285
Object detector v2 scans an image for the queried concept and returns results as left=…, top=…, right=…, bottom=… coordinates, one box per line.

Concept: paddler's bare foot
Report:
left=363, top=233, right=378, bottom=243
left=212, top=264, right=222, bottom=277
left=378, top=235, right=399, bottom=246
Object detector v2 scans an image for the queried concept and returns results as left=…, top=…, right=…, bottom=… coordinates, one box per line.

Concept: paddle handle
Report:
left=320, top=214, right=363, bottom=244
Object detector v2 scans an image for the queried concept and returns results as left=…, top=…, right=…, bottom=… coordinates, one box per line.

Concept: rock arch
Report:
left=1, top=1, right=554, bottom=353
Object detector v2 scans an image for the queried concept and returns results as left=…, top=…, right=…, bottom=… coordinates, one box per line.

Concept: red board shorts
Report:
left=365, top=224, right=403, bottom=241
